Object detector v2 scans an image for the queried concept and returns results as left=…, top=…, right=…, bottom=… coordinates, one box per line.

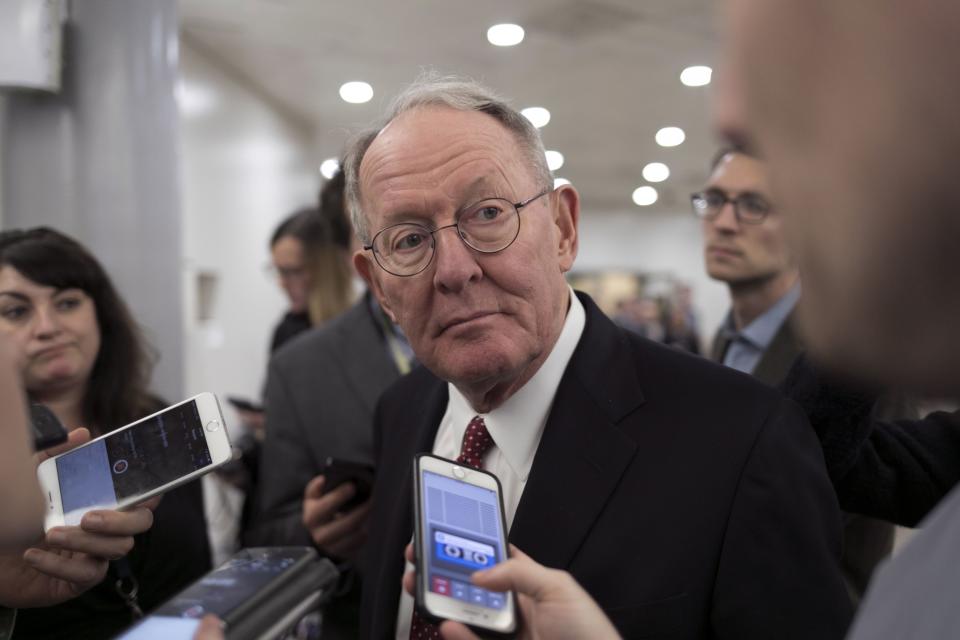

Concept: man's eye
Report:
left=394, top=231, right=427, bottom=252
left=476, top=206, right=502, bottom=221
left=740, top=196, right=770, bottom=214
left=705, top=193, right=727, bottom=208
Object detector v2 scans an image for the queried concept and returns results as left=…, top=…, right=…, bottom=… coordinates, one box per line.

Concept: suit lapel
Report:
left=369, top=370, right=448, bottom=637
left=510, top=294, right=643, bottom=569
left=751, top=313, right=803, bottom=386
left=335, top=295, right=401, bottom=414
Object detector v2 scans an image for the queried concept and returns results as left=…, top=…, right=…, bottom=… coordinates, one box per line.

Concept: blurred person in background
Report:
left=268, top=205, right=355, bottom=354
left=246, top=167, right=412, bottom=639
left=0, top=228, right=209, bottom=639
left=697, top=147, right=920, bottom=603
left=663, top=283, right=701, bottom=354
left=225, top=189, right=358, bottom=548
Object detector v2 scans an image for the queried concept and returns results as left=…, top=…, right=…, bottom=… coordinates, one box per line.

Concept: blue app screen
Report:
left=422, top=470, right=507, bottom=609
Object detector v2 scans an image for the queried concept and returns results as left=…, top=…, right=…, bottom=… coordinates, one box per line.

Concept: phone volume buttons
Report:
left=205, top=420, right=220, bottom=432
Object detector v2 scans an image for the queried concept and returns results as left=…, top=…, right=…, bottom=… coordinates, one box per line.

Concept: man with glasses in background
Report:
left=346, top=75, right=851, bottom=639
left=695, top=148, right=902, bottom=604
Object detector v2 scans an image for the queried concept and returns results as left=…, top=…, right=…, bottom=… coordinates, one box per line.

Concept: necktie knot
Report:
left=456, top=415, right=494, bottom=470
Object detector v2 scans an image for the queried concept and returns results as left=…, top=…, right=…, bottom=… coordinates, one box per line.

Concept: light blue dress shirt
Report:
left=719, top=283, right=801, bottom=374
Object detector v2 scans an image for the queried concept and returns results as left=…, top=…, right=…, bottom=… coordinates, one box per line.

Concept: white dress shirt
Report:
left=395, top=289, right=586, bottom=639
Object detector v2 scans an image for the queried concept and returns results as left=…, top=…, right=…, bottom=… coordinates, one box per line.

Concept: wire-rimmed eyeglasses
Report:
left=363, top=189, right=552, bottom=277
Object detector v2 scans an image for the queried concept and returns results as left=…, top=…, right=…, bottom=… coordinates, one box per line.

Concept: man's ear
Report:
left=354, top=250, right=398, bottom=322
left=553, top=185, right=580, bottom=273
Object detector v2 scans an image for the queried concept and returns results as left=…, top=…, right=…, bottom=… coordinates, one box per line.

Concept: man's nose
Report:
left=432, top=227, right=482, bottom=293
left=711, top=202, right=741, bottom=233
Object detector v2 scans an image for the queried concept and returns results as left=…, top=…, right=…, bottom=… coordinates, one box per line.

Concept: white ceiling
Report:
left=179, top=0, right=721, bottom=214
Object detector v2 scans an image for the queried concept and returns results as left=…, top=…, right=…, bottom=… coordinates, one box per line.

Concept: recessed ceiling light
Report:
left=521, top=107, right=551, bottom=128
left=339, top=81, right=373, bottom=104
left=320, top=158, right=340, bottom=180
left=554, top=178, right=570, bottom=188
left=487, top=23, right=525, bottom=47
left=680, top=66, right=713, bottom=87
left=642, top=162, right=670, bottom=183
left=545, top=150, right=564, bottom=171
left=655, top=126, right=686, bottom=147
left=632, top=186, right=658, bottom=207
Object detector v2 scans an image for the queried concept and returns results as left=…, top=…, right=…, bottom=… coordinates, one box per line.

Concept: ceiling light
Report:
left=521, top=107, right=551, bottom=128
left=320, top=158, right=340, bottom=180
left=545, top=150, right=564, bottom=171
left=339, top=81, right=373, bottom=104
left=680, top=66, right=713, bottom=87
left=554, top=178, right=570, bottom=188
left=487, top=23, right=525, bottom=47
left=655, top=126, right=686, bottom=147
left=632, top=186, right=658, bottom=207
left=642, top=162, right=670, bottom=183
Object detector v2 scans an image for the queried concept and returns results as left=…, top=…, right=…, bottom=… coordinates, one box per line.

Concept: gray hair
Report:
left=343, top=74, right=554, bottom=245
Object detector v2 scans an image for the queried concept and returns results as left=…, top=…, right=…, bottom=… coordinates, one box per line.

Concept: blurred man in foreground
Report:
left=419, top=1, right=960, bottom=638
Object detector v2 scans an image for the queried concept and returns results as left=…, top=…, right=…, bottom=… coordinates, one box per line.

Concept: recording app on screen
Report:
left=423, top=471, right=508, bottom=609
left=57, top=401, right=213, bottom=525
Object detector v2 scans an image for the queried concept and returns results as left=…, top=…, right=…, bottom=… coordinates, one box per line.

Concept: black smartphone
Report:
left=29, top=403, right=68, bottom=451
left=322, top=457, right=374, bottom=511
left=413, top=453, right=517, bottom=636
left=227, top=396, right=264, bottom=413
left=115, top=547, right=338, bottom=640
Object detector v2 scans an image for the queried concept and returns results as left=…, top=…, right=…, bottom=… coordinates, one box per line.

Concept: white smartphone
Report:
left=413, top=453, right=517, bottom=635
left=37, top=392, right=232, bottom=531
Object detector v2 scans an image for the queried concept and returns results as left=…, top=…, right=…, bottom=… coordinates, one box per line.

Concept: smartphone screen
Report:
left=421, top=470, right=508, bottom=610
left=116, top=548, right=313, bottom=639
left=55, top=400, right=213, bottom=525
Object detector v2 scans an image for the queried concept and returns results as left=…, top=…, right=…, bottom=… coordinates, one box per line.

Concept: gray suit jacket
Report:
left=245, top=295, right=400, bottom=546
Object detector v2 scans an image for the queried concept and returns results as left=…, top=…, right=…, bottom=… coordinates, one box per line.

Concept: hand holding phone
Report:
left=36, top=393, right=232, bottom=531
left=301, top=474, right=371, bottom=560
left=404, top=544, right=621, bottom=640
left=412, top=454, right=517, bottom=635
left=0, top=429, right=158, bottom=609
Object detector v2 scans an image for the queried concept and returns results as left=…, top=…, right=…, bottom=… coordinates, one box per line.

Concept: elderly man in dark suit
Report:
left=345, top=76, right=851, bottom=640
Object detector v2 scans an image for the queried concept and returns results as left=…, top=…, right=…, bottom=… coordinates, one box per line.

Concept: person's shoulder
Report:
left=270, top=299, right=372, bottom=369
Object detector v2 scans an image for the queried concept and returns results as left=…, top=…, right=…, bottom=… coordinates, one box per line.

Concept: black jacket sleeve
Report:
left=781, top=355, right=960, bottom=527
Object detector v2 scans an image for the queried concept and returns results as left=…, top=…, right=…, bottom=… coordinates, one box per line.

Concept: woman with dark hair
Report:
left=268, top=200, right=354, bottom=353
left=0, top=228, right=211, bottom=639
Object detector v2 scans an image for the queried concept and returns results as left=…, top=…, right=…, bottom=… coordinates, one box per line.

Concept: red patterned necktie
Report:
left=409, top=416, right=494, bottom=640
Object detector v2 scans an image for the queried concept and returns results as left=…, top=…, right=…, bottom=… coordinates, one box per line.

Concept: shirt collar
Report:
left=722, top=282, right=801, bottom=350
left=446, top=287, right=586, bottom=481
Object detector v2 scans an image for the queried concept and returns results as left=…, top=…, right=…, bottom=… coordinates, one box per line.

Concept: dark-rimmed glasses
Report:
left=363, top=189, right=551, bottom=277
left=691, top=190, right=773, bottom=224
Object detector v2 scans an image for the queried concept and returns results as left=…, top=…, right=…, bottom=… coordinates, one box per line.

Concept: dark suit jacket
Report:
left=361, top=293, right=852, bottom=640
left=247, top=294, right=400, bottom=545
left=712, top=313, right=896, bottom=603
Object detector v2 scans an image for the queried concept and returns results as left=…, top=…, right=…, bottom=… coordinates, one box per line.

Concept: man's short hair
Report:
left=343, top=73, right=553, bottom=245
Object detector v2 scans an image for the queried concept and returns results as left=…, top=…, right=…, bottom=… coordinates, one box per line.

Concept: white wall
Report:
left=179, top=39, right=318, bottom=418
left=576, top=208, right=730, bottom=343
